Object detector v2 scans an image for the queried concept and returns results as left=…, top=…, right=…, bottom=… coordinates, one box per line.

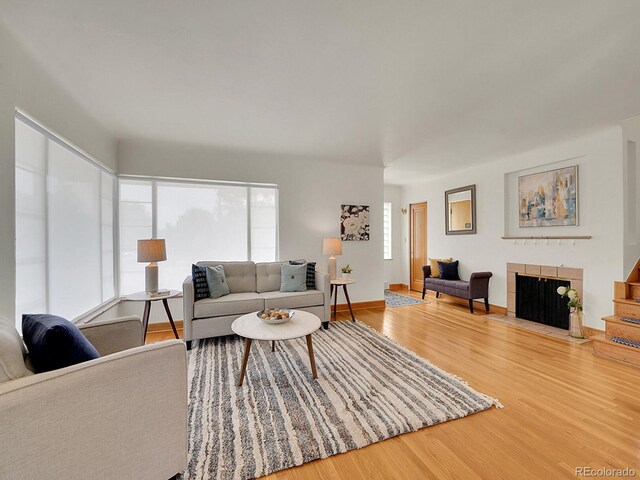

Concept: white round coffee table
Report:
left=232, top=310, right=321, bottom=386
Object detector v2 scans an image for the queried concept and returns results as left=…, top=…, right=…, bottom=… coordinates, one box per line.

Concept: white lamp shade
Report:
left=322, top=237, right=342, bottom=256
left=137, top=239, right=167, bottom=263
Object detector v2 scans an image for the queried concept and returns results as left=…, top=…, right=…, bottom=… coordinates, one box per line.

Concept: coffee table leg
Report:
left=271, top=340, right=276, bottom=352
left=343, top=284, right=356, bottom=321
left=333, top=285, right=338, bottom=320
left=238, top=338, right=252, bottom=386
left=306, top=334, right=318, bottom=379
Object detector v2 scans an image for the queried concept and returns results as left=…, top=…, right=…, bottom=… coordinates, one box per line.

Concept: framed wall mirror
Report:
left=445, top=184, right=476, bottom=235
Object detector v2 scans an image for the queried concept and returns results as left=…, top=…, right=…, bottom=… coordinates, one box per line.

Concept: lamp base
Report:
left=328, top=256, right=337, bottom=280
left=145, top=263, right=159, bottom=294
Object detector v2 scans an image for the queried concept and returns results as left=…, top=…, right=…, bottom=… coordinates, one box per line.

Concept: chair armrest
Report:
left=315, top=270, right=331, bottom=322
left=422, top=265, right=431, bottom=280
left=0, top=340, right=187, bottom=480
left=182, top=275, right=195, bottom=341
left=79, top=316, right=143, bottom=356
left=469, top=272, right=493, bottom=298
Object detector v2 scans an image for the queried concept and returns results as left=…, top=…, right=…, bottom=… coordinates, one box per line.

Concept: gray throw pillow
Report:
left=206, top=265, right=230, bottom=299
left=280, top=263, right=308, bottom=292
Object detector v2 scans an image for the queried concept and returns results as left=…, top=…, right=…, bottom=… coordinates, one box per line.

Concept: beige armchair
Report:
left=0, top=315, right=187, bottom=480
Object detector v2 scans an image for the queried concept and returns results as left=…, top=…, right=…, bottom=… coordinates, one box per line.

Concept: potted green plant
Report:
left=341, top=264, right=353, bottom=279
left=557, top=286, right=586, bottom=338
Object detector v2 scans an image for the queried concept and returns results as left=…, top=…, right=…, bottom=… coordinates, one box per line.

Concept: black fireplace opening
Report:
left=515, top=274, right=571, bottom=329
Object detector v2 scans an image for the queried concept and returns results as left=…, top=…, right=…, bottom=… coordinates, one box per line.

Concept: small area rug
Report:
left=384, top=289, right=426, bottom=307
left=182, top=321, right=501, bottom=479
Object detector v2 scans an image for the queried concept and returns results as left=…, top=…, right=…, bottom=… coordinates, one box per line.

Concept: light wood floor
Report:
left=147, top=291, right=640, bottom=479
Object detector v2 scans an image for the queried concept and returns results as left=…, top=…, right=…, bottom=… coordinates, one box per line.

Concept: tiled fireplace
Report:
left=506, top=263, right=584, bottom=318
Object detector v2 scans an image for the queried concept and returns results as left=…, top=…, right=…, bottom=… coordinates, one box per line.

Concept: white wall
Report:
left=117, top=138, right=385, bottom=323
left=383, top=185, right=405, bottom=285
left=0, top=24, right=117, bottom=322
left=401, top=127, right=625, bottom=329
left=622, top=114, right=640, bottom=276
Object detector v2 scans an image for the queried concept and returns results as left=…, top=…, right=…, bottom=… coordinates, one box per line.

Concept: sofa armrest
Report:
left=0, top=340, right=187, bottom=480
left=422, top=265, right=431, bottom=280
left=79, top=316, right=143, bottom=356
left=469, top=271, right=493, bottom=298
left=182, top=275, right=195, bottom=341
left=315, top=270, right=331, bottom=322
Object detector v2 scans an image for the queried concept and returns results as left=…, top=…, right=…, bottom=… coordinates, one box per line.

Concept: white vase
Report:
left=569, top=308, right=586, bottom=339
left=342, top=273, right=351, bottom=279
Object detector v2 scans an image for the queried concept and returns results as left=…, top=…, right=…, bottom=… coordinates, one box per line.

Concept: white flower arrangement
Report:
left=557, top=286, right=582, bottom=311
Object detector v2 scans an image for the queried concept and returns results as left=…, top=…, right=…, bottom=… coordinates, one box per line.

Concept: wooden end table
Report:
left=330, top=278, right=356, bottom=322
left=125, top=290, right=181, bottom=341
left=231, top=310, right=321, bottom=386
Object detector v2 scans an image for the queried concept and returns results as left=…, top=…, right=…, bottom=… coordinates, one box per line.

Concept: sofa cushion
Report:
left=260, top=290, right=324, bottom=310
left=197, top=261, right=256, bottom=293
left=439, top=260, right=460, bottom=280
left=0, top=316, right=33, bottom=383
left=429, top=257, right=452, bottom=278
left=425, top=278, right=470, bottom=291
left=193, top=293, right=265, bottom=318
left=22, top=314, right=100, bottom=373
left=206, top=265, right=230, bottom=299
left=191, top=264, right=210, bottom=301
left=256, top=261, right=285, bottom=293
left=280, top=263, right=307, bottom=292
left=290, top=260, right=316, bottom=289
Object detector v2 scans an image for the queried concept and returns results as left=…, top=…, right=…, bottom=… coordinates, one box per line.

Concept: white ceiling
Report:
left=2, top=1, right=640, bottom=184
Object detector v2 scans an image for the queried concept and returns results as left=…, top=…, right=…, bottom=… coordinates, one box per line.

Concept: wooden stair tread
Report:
left=591, top=334, right=640, bottom=367
left=592, top=334, right=638, bottom=347
left=628, top=282, right=640, bottom=286
left=613, top=298, right=640, bottom=306
left=601, top=315, right=640, bottom=328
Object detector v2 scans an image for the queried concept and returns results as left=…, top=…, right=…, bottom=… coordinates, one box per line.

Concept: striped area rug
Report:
left=183, top=321, right=501, bottom=480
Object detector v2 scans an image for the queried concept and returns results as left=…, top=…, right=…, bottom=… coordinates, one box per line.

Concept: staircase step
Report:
left=602, top=316, right=640, bottom=343
left=611, top=337, right=640, bottom=348
left=613, top=299, right=640, bottom=319
left=591, top=334, right=640, bottom=367
left=606, top=320, right=640, bottom=342
left=603, top=315, right=640, bottom=327
left=629, top=284, right=640, bottom=300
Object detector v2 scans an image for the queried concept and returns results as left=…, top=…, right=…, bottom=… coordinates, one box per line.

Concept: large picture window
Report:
left=119, top=179, right=278, bottom=293
left=15, top=114, right=116, bottom=330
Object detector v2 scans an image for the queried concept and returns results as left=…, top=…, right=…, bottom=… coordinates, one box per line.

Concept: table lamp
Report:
left=137, top=239, right=167, bottom=294
left=322, top=237, right=342, bottom=280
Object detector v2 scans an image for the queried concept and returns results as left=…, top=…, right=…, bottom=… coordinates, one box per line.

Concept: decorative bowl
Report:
left=257, top=308, right=295, bottom=324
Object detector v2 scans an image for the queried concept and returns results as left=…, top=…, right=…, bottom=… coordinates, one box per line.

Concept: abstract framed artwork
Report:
left=340, top=205, right=370, bottom=241
left=518, top=165, right=578, bottom=227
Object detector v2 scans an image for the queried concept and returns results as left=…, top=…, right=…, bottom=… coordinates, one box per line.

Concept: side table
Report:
left=125, top=290, right=181, bottom=341
left=330, top=278, right=356, bottom=324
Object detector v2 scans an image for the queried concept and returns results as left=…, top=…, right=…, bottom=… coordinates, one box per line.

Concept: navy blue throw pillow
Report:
left=192, top=264, right=210, bottom=301
left=22, top=314, right=100, bottom=373
left=289, top=261, right=316, bottom=289
left=438, top=260, right=460, bottom=280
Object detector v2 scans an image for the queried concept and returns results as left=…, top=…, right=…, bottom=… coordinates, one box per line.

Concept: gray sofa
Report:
left=422, top=265, right=493, bottom=313
left=183, top=261, right=331, bottom=347
left=0, top=315, right=187, bottom=480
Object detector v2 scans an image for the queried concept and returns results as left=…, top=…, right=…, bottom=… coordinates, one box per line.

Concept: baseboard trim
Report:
left=335, top=300, right=386, bottom=312
left=419, top=290, right=507, bottom=315
left=388, top=283, right=409, bottom=291
left=584, top=326, right=604, bottom=337
left=147, top=320, right=184, bottom=333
